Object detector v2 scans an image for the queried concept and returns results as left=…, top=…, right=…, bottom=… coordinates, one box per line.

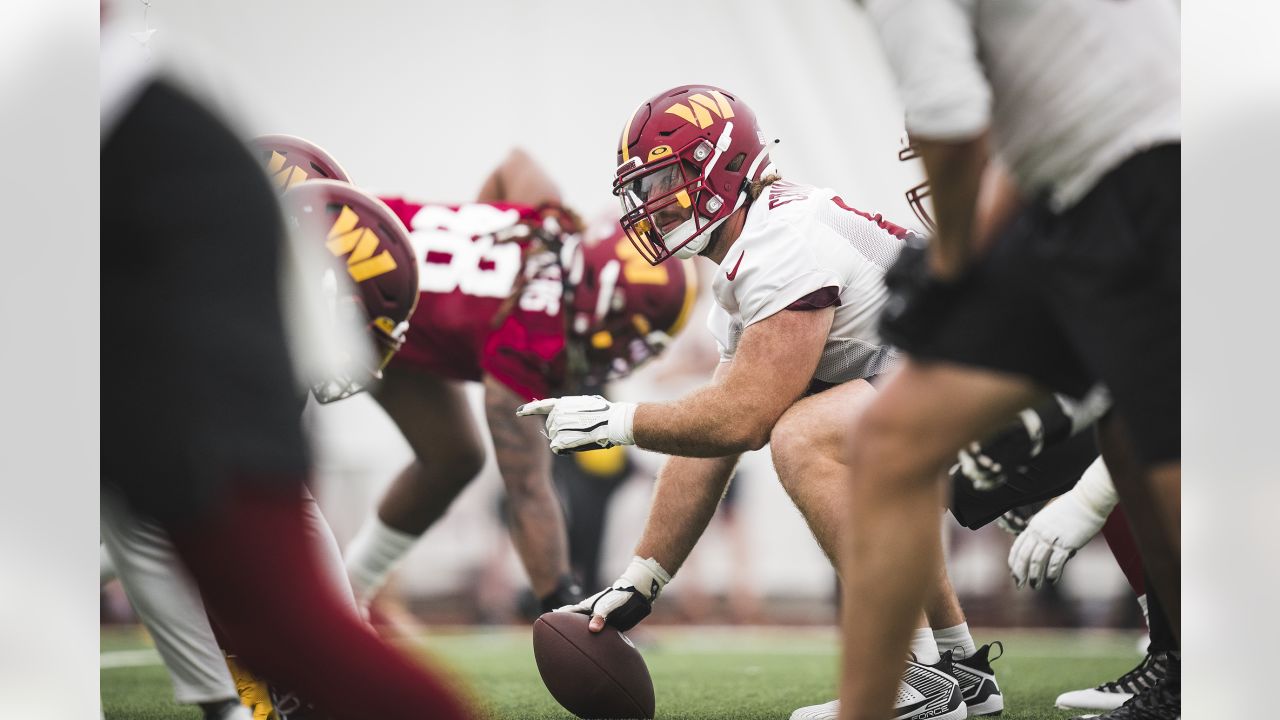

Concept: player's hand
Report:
left=1009, top=492, right=1108, bottom=589
left=879, top=238, right=965, bottom=352
left=555, top=556, right=671, bottom=633
left=516, top=395, right=637, bottom=455
left=954, top=408, right=1047, bottom=491
left=994, top=504, right=1040, bottom=536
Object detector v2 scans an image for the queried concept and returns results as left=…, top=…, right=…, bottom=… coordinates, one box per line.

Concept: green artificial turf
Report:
left=102, top=625, right=1142, bottom=719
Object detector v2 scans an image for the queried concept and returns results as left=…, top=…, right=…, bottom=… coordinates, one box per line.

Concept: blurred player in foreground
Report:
left=521, top=84, right=999, bottom=720
left=843, top=1, right=1180, bottom=718
left=342, top=149, right=697, bottom=618
left=949, top=397, right=1179, bottom=717
left=100, top=22, right=473, bottom=719
left=101, top=135, right=426, bottom=719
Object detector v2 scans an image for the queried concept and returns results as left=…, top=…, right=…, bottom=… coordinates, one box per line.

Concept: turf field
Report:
left=101, top=624, right=1141, bottom=719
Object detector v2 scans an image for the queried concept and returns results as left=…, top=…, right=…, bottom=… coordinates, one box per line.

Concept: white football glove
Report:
left=1009, top=457, right=1117, bottom=589
left=555, top=556, right=670, bottom=632
left=516, top=395, right=637, bottom=455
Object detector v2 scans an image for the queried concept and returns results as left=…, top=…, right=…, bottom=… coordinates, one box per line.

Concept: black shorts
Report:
left=949, top=429, right=1099, bottom=530
left=889, top=144, right=1180, bottom=465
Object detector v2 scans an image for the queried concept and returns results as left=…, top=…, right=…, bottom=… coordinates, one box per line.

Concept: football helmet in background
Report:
left=613, top=84, right=776, bottom=265
left=563, top=223, right=697, bottom=387
left=251, top=133, right=352, bottom=191
left=280, top=179, right=419, bottom=402
left=898, top=140, right=936, bottom=234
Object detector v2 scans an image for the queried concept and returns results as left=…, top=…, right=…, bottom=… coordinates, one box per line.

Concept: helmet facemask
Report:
left=614, top=131, right=735, bottom=265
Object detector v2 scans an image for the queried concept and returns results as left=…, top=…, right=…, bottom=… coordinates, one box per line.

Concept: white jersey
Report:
left=707, top=181, right=909, bottom=386
left=865, top=0, right=1180, bottom=211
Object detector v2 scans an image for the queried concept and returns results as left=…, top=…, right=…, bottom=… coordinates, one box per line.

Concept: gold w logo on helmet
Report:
left=664, top=90, right=735, bottom=129
left=325, top=205, right=398, bottom=283
left=266, top=150, right=310, bottom=190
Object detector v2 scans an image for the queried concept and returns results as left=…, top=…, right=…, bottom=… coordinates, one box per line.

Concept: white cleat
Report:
left=789, top=657, right=967, bottom=720
left=789, top=699, right=839, bottom=720
left=1055, top=651, right=1171, bottom=711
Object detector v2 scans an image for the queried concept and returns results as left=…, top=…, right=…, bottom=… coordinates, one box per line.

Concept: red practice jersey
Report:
left=378, top=197, right=569, bottom=402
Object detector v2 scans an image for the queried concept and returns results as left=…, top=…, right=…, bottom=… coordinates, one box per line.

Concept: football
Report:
left=532, top=612, right=656, bottom=719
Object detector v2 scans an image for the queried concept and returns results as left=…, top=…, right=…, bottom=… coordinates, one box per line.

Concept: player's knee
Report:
left=769, top=417, right=812, bottom=485
left=426, top=444, right=487, bottom=486
left=847, top=403, right=942, bottom=487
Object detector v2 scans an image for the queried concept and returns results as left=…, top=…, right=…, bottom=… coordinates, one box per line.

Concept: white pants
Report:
left=101, top=486, right=356, bottom=704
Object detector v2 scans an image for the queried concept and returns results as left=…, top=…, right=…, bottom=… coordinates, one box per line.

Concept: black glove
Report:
left=878, top=237, right=963, bottom=352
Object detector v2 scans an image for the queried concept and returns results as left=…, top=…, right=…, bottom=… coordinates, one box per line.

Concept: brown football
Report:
left=532, top=612, right=655, bottom=719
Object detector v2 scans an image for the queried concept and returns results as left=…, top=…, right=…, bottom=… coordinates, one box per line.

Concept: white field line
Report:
left=100, top=648, right=162, bottom=669
left=102, top=627, right=1143, bottom=667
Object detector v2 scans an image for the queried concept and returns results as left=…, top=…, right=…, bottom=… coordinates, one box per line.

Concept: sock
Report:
left=911, top=627, right=941, bottom=665
left=933, top=622, right=978, bottom=661
left=344, top=516, right=417, bottom=604
left=199, top=699, right=252, bottom=720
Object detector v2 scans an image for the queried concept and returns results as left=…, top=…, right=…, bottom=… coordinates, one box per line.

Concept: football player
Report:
left=847, top=1, right=1180, bottom=716
left=948, top=398, right=1178, bottom=716
left=342, top=147, right=697, bottom=618
left=519, top=85, right=997, bottom=720
left=101, top=33, right=473, bottom=718
left=101, top=141, right=428, bottom=720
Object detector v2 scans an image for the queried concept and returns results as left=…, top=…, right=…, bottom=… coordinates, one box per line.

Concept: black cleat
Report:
left=949, top=641, right=1005, bottom=716
left=1056, top=651, right=1173, bottom=711
left=1069, top=653, right=1180, bottom=720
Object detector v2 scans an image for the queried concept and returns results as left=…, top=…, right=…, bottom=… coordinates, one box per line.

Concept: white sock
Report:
left=1136, top=594, right=1151, bottom=653
left=911, top=627, right=941, bottom=665
left=344, top=516, right=417, bottom=604
left=933, top=622, right=978, bottom=661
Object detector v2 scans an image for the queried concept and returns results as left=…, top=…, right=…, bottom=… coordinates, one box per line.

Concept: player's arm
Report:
left=519, top=306, right=835, bottom=457
left=954, top=385, right=1113, bottom=491
left=865, top=0, right=996, bottom=280
left=557, top=363, right=741, bottom=632
left=482, top=372, right=571, bottom=598
left=476, top=147, right=562, bottom=207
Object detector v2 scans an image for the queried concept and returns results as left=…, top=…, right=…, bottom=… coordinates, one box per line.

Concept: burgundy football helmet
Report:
left=563, top=223, right=697, bottom=386
left=613, top=85, right=776, bottom=265
left=251, top=134, right=352, bottom=191
left=280, top=179, right=419, bottom=402
left=897, top=140, right=937, bottom=234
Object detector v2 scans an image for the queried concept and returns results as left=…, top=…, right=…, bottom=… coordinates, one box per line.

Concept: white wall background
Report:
left=106, top=0, right=1127, bottom=611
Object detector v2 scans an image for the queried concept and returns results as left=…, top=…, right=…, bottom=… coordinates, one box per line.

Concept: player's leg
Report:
left=345, top=366, right=487, bottom=604
left=771, top=380, right=971, bottom=719
left=300, top=487, right=358, bottom=611
left=100, top=490, right=252, bottom=720
left=1098, top=414, right=1181, bottom=645
left=1046, top=142, right=1180, bottom=644
left=167, top=479, right=474, bottom=720
left=771, top=381, right=968, bottom=656
left=840, top=359, right=1043, bottom=720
